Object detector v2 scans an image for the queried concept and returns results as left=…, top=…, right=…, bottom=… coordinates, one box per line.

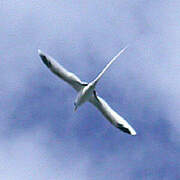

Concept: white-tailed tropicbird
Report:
left=38, top=47, right=136, bottom=136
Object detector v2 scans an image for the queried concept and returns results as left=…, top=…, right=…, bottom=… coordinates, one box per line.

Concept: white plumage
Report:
left=38, top=47, right=136, bottom=136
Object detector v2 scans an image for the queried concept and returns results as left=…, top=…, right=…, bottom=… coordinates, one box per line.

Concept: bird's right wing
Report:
left=89, top=94, right=136, bottom=135
left=38, top=50, right=87, bottom=91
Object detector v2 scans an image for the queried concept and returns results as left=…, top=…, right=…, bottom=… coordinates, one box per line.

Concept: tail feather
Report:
left=92, top=46, right=128, bottom=86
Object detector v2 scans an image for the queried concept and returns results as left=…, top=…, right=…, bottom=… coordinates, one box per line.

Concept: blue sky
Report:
left=0, top=0, right=180, bottom=179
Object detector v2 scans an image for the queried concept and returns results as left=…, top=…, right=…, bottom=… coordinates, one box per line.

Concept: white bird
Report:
left=38, top=47, right=136, bottom=136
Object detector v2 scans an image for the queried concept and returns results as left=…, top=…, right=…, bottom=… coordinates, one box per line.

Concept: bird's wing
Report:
left=38, top=50, right=87, bottom=91
left=89, top=93, right=136, bottom=135
left=92, top=46, right=128, bottom=86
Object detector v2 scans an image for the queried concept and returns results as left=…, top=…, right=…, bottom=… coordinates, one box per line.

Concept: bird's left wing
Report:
left=38, top=50, right=87, bottom=91
left=89, top=94, right=136, bottom=135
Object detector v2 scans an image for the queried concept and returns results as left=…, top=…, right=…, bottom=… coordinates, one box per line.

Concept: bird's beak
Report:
left=74, top=106, right=77, bottom=112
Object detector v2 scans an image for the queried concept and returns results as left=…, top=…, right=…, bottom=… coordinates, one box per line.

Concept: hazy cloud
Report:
left=0, top=0, right=179, bottom=179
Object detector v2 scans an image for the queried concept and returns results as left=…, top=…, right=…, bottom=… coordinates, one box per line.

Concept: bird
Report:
left=38, top=47, right=136, bottom=136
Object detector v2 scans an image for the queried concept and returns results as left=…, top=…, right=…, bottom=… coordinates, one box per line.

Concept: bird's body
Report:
left=74, top=83, right=95, bottom=109
left=38, top=47, right=136, bottom=136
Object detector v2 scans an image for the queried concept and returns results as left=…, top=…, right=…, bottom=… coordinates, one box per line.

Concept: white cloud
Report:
left=0, top=126, right=90, bottom=180
left=0, top=0, right=179, bottom=179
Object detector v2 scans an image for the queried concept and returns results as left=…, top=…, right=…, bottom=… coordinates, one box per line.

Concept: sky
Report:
left=0, top=0, right=180, bottom=179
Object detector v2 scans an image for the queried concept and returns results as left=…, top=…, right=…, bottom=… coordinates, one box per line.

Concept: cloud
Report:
left=0, top=0, right=180, bottom=179
left=0, top=126, right=90, bottom=180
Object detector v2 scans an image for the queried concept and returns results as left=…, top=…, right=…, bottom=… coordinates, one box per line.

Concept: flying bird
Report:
left=38, top=47, right=136, bottom=136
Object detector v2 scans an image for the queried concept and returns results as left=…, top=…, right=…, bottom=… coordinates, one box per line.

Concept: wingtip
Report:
left=38, top=49, right=52, bottom=67
left=38, top=49, right=43, bottom=56
left=131, top=131, right=136, bottom=136
left=127, top=129, right=136, bottom=136
left=129, top=127, right=136, bottom=136
left=116, top=122, right=136, bottom=136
